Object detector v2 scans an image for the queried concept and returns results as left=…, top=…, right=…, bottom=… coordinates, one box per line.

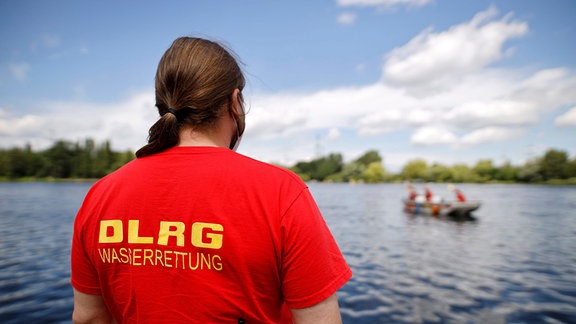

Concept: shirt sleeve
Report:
left=70, top=208, right=102, bottom=295
left=280, top=188, right=352, bottom=309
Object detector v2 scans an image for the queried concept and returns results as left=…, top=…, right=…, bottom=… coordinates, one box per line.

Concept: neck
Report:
left=176, top=127, right=222, bottom=148
left=176, top=115, right=235, bottom=148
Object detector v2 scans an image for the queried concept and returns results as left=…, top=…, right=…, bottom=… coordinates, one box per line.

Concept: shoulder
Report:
left=231, top=152, right=309, bottom=190
left=235, top=152, right=303, bottom=180
left=79, top=158, right=140, bottom=201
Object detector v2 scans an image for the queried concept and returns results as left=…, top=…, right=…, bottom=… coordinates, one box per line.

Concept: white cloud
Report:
left=411, top=126, right=524, bottom=147
left=460, top=127, right=524, bottom=145
left=248, top=83, right=404, bottom=138
left=356, top=107, right=404, bottom=135
left=337, top=0, right=432, bottom=8
left=9, top=62, right=31, bottom=82
left=337, top=12, right=357, bottom=25
left=0, top=112, right=43, bottom=136
left=382, top=6, right=528, bottom=87
left=411, top=126, right=457, bottom=145
left=246, top=58, right=575, bottom=153
left=245, top=93, right=308, bottom=139
left=0, top=92, right=157, bottom=151
left=555, top=107, right=576, bottom=127
left=516, top=68, right=576, bottom=111
left=405, top=107, right=436, bottom=126
left=444, top=100, right=539, bottom=128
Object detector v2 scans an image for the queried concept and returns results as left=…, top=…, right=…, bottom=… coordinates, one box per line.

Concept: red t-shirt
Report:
left=71, top=146, right=351, bottom=323
left=455, top=190, right=466, bottom=202
left=425, top=188, right=433, bottom=202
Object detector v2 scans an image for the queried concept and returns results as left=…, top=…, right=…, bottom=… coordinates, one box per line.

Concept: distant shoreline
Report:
left=0, top=177, right=99, bottom=183
left=2, top=177, right=575, bottom=185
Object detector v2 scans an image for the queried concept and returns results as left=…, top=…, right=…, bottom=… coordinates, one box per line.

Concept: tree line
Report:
left=288, top=149, right=576, bottom=184
left=0, top=139, right=134, bottom=179
left=1, top=139, right=575, bottom=184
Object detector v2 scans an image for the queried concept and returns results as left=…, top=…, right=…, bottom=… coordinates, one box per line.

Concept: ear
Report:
left=230, top=88, right=242, bottom=117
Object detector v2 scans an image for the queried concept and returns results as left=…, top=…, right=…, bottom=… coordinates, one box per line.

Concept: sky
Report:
left=1, top=0, right=575, bottom=172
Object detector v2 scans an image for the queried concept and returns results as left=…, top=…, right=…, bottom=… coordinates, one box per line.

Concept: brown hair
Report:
left=136, top=37, right=246, bottom=158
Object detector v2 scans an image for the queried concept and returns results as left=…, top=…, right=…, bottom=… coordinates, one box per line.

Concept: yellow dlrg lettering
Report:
left=157, top=221, right=185, bottom=247
left=99, top=220, right=123, bottom=243
left=191, top=222, right=223, bottom=249
left=97, top=220, right=224, bottom=250
left=128, top=220, right=153, bottom=244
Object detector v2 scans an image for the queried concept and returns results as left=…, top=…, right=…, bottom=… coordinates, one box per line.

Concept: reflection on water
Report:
left=1, top=182, right=575, bottom=323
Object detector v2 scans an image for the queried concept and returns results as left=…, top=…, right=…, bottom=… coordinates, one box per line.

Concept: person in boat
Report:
left=71, top=36, right=351, bottom=324
left=424, top=185, right=434, bottom=202
left=448, top=184, right=467, bottom=202
left=455, top=189, right=466, bottom=202
left=406, top=184, right=418, bottom=201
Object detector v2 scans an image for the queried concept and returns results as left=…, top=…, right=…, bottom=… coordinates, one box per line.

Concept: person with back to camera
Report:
left=70, top=36, right=352, bottom=323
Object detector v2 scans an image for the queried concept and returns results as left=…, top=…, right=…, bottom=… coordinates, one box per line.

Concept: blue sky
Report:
left=1, top=0, right=575, bottom=172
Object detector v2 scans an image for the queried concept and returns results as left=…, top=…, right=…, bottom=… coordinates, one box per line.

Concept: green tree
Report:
left=4, top=148, right=30, bottom=178
left=473, top=159, right=495, bottom=182
left=362, top=161, right=385, bottom=183
left=330, top=161, right=364, bottom=183
left=426, top=163, right=452, bottom=182
left=540, top=149, right=569, bottom=180
left=71, top=139, right=96, bottom=178
left=91, top=140, right=114, bottom=177
left=314, top=153, right=343, bottom=181
left=494, top=161, right=518, bottom=181
left=401, top=159, right=428, bottom=181
left=292, top=153, right=343, bottom=181
left=565, top=158, right=576, bottom=179
left=0, top=151, right=7, bottom=177
left=0, top=145, right=48, bottom=178
left=292, top=160, right=314, bottom=180
left=450, top=163, right=478, bottom=182
left=41, top=140, right=77, bottom=178
left=355, top=150, right=382, bottom=166
left=517, top=158, right=543, bottom=182
left=0, top=138, right=135, bottom=180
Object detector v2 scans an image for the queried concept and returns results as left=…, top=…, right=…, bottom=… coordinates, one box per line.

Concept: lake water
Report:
left=1, top=182, right=575, bottom=323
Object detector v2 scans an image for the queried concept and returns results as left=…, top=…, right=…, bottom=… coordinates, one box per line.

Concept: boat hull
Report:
left=403, top=199, right=480, bottom=217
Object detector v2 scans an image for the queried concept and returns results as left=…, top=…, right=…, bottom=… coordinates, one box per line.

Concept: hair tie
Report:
left=166, top=108, right=183, bottom=123
left=167, top=108, right=178, bottom=116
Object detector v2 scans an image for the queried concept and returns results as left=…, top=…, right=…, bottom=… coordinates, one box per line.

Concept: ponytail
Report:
left=135, top=111, right=181, bottom=158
